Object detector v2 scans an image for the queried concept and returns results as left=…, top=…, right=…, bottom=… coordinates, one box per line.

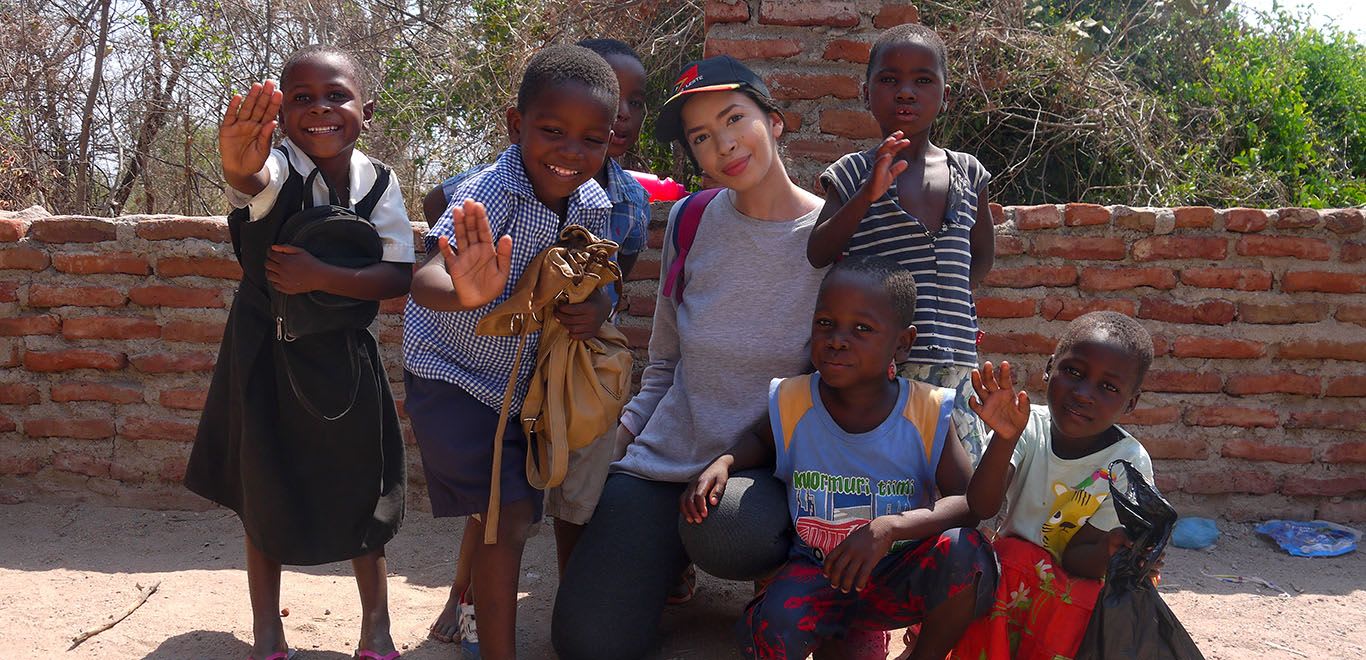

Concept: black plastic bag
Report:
left=1075, top=460, right=1205, bottom=660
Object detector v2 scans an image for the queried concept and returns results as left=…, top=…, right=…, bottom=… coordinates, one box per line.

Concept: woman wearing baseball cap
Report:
left=553, top=55, right=829, bottom=660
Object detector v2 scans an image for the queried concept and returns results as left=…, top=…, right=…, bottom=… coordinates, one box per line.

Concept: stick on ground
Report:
left=68, top=581, right=161, bottom=651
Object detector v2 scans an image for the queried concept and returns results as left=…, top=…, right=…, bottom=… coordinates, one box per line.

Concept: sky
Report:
left=1235, top=0, right=1365, bottom=36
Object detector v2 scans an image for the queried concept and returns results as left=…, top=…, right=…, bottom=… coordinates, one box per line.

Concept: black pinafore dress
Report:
left=185, top=146, right=405, bottom=565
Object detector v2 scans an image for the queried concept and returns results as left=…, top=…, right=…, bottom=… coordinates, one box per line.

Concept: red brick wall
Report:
left=7, top=204, right=1359, bottom=520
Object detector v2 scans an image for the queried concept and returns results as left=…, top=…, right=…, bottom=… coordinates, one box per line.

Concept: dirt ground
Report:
left=3, top=501, right=1362, bottom=659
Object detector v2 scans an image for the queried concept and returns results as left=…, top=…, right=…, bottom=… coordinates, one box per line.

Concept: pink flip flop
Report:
left=247, top=650, right=295, bottom=660
left=355, top=650, right=401, bottom=660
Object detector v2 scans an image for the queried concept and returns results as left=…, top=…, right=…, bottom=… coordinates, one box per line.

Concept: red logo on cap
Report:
left=674, top=65, right=701, bottom=94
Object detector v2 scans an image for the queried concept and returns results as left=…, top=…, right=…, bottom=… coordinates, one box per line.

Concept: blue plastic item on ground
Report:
left=1254, top=519, right=1361, bottom=558
left=1172, top=517, right=1220, bottom=549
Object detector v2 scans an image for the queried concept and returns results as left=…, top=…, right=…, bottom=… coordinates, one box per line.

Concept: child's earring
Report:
left=888, top=360, right=897, bottom=382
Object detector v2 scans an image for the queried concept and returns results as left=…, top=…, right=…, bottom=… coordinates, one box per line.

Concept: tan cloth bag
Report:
left=474, top=225, right=633, bottom=543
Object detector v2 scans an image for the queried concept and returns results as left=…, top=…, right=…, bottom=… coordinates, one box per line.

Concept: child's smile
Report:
left=508, top=81, right=615, bottom=214
left=279, top=54, right=372, bottom=182
left=1046, top=338, right=1142, bottom=453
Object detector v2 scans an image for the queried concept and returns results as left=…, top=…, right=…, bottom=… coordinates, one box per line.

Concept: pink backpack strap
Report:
left=661, top=187, right=723, bottom=301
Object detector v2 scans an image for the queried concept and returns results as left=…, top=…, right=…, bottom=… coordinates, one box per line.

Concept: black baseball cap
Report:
left=654, top=55, right=772, bottom=144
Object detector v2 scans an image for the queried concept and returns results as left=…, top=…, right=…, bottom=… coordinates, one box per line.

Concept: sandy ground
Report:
left=3, top=501, right=1362, bottom=659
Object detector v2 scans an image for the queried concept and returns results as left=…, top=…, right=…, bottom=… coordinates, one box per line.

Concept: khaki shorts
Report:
left=545, top=428, right=631, bottom=525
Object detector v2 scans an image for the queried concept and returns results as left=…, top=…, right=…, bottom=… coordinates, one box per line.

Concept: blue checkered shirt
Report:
left=439, top=158, right=648, bottom=307
left=403, top=144, right=612, bottom=412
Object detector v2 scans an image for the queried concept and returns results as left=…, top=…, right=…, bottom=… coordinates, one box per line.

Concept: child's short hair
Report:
left=517, top=44, right=620, bottom=113
left=577, top=38, right=643, bottom=66
left=1055, top=311, right=1155, bottom=385
left=823, top=255, right=918, bottom=328
left=866, top=23, right=949, bottom=81
left=282, top=45, right=370, bottom=98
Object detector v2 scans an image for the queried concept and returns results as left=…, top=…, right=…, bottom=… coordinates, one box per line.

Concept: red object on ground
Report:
left=627, top=170, right=689, bottom=203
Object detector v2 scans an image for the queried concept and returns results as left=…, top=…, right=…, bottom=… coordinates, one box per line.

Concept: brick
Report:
left=1078, top=267, right=1176, bottom=292
left=1013, top=204, right=1061, bottom=230
left=52, top=252, right=151, bottom=275
left=983, top=266, right=1076, bottom=288
left=1344, top=242, right=1366, bottom=263
left=626, top=294, right=656, bottom=317
left=0, top=455, right=42, bottom=475
left=1138, top=297, right=1235, bottom=325
left=1224, top=208, right=1268, bottom=233
left=759, top=0, right=858, bottom=26
left=62, top=316, right=160, bottom=340
left=989, top=203, right=1006, bottom=225
left=161, top=319, right=224, bottom=343
left=1151, top=335, right=1171, bottom=356
left=0, top=217, right=29, bottom=242
left=1131, top=236, right=1227, bottom=261
left=1061, top=203, right=1109, bottom=226
left=1220, top=439, right=1312, bottom=464
left=25, top=417, right=116, bottom=439
left=1144, top=370, right=1222, bottom=393
left=159, top=388, right=208, bottom=410
left=1338, top=305, right=1366, bottom=325
left=785, top=138, right=860, bottom=163
left=1039, top=296, right=1136, bottom=322
left=1324, top=442, right=1366, bottom=463
left=155, top=256, right=242, bottom=280
left=1324, top=208, right=1364, bottom=234
left=1179, top=469, right=1278, bottom=495
left=707, top=37, right=802, bottom=60
left=51, top=382, right=144, bottom=404
left=1282, top=476, right=1366, bottom=498
left=129, top=285, right=223, bottom=308
left=1179, top=267, right=1272, bottom=291
left=782, top=111, right=802, bottom=132
left=0, top=314, right=59, bottom=336
left=1172, top=336, right=1265, bottom=359
left=766, top=72, right=860, bottom=100
left=1278, top=340, right=1366, bottom=362
left=52, top=452, right=111, bottom=478
left=1326, top=376, right=1366, bottom=397
left=1173, top=206, right=1216, bottom=229
left=620, top=324, right=651, bottom=349
left=1185, top=405, right=1278, bottom=428
left=24, top=349, right=126, bottom=372
left=1237, top=301, right=1329, bottom=324
left=28, top=218, right=117, bottom=243
left=379, top=296, right=407, bottom=314
left=1318, top=499, right=1366, bottom=522
left=975, top=297, right=1035, bottom=318
left=0, top=339, right=19, bottom=368
left=823, top=39, right=871, bottom=63
left=0, top=247, right=50, bottom=270
left=1237, top=235, right=1332, bottom=260
left=994, top=235, right=1026, bottom=256
left=1282, top=271, right=1366, bottom=294
left=978, top=332, right=1055, bottom=355
left=0, top=413, right=14, bottom=433
left=0, top=383, right=40, bottom=405
left=1112, top=207, right=1157, bottom=231
left=820, top=109, right=881, bottom=139
left=28, top=284, right=126, bottom=307
left=1224, top=373, right=1320, bottom=396
left=0, top=281, right=15, bottom=303
left=1139, top=436, right=1209, bottom=460
left=1028, top=236, right=1126, bottom=260
left=1275, top=207, right=1321, bottom=229
left=874, top=3, right=919, bottom=27
left=129, top=351, right=216, bottom=373
left=626, top=257, right=660, bottom=282
left=1285, top=410, right=1366, bottom=432
left=133, top=217, right=230, bottom=242
left=120, top=416, right=199, bottom=442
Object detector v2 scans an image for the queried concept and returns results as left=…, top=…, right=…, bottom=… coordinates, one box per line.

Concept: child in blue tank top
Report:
left=682, top=256, right=996, bottom=660
left=807, top=24, right=995, bottom=467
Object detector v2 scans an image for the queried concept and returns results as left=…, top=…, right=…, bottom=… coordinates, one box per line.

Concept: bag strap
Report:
left=302, top=168, right=344, bottom=209
left=355, top=160, right=391, bottom=219
left=279, top=332, right=364, bottom=421
left=484, top=317, right=532, bottom=545
left=660, top=188, right=722, bottom=301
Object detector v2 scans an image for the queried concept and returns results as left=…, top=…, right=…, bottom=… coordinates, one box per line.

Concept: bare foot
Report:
left=428, top=586, right=463, bottom=643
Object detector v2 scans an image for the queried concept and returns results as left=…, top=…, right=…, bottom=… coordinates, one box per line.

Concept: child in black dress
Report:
left=184, top=46, right=414, bottom=660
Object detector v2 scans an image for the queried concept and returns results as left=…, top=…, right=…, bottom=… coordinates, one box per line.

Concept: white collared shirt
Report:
left=225, top=138, right=415, bottom=263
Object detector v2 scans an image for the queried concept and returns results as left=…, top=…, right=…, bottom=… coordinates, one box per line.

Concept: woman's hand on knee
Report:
left=680, top=456, right=733, bottom=524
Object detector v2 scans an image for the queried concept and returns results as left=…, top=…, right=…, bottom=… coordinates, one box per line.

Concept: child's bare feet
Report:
left=428, top=586, right=463, bottom=643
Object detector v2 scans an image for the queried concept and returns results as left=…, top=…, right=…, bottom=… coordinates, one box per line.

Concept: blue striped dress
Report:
left=820, top=148, right=991, bottom=370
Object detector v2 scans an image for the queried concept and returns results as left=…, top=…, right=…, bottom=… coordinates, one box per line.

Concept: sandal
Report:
left=666, top=564, right=697, bottom=605
left=355, top=651, right=401, bottom=660
left=458, top=589, right=480, bottom=659
left=246, top=650, right=295, bottom=660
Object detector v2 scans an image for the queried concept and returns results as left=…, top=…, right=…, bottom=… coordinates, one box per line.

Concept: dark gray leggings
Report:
left=552, top=473, right=690, bottom=660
